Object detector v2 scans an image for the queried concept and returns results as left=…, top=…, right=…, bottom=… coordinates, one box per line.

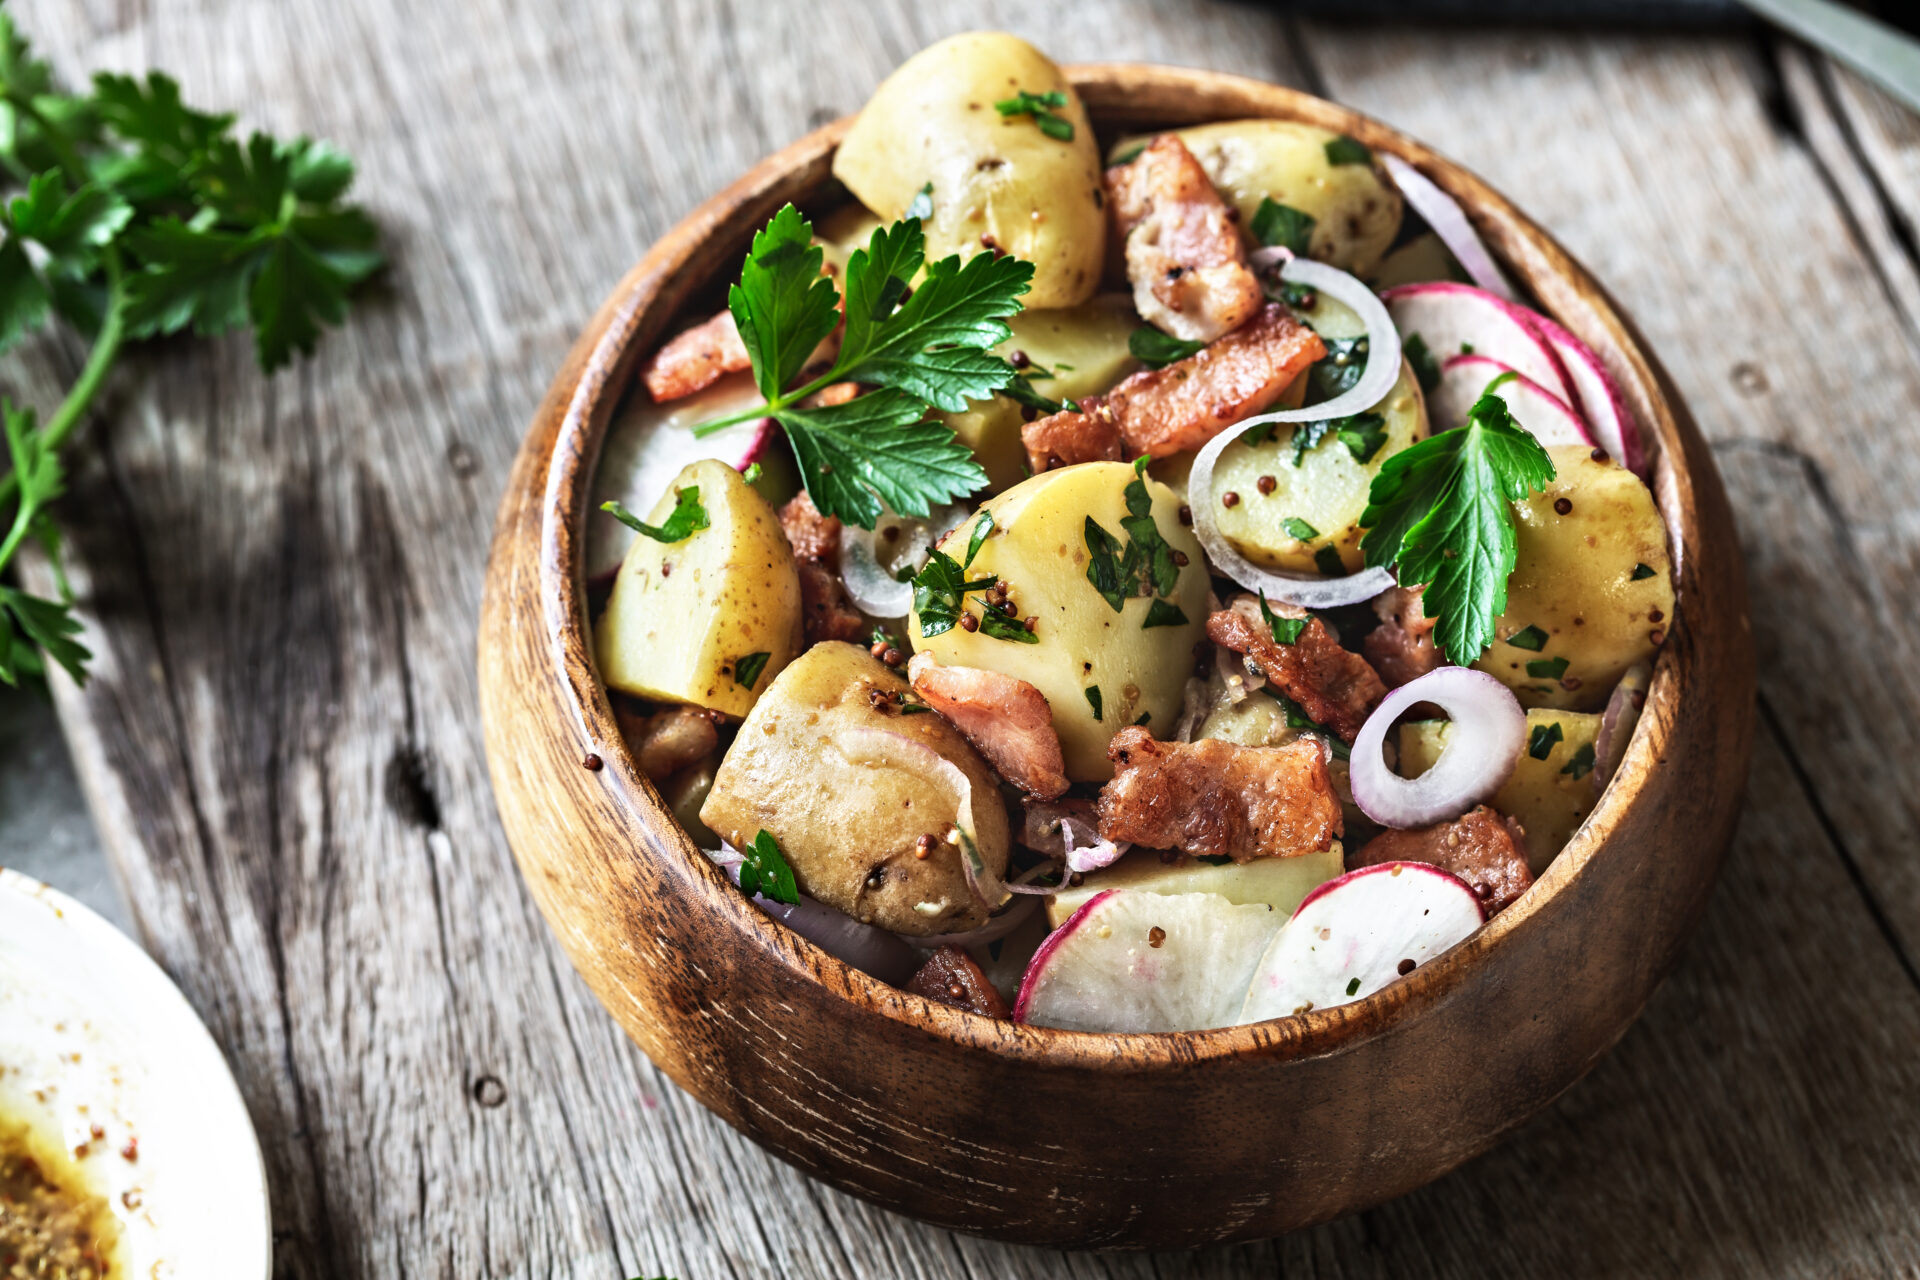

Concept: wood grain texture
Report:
left=8, top=0, right=1920, bottom=1273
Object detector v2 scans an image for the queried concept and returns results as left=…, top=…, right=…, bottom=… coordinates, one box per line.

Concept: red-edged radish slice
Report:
left=1236, top=861, right=1486, bottom=1024
left=1380, top=154, right=1517, bottom=303
left=1382, top=282, right=1575, bottom=409
left=587, top=372, right=778, bottom=582
left=1516, top=309, right=1646, bottom=475
left=1432, top=355, right=1593, bottom=447
left=1014, top=890, right=1284, bottom=1033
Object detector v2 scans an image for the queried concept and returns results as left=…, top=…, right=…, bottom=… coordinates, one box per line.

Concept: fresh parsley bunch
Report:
left=0, top=6, right=380, bottom=687
left=694, top=204, right=1030, bottom=529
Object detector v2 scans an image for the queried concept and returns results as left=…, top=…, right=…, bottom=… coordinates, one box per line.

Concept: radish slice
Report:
left=1432, top=355, right=1593, bottom=447
left=1188, top=258, right=1400, bottom=609
left=1349, top=666, right=1527, bottom=829
left=1382, top=282, right=1575, bottom=409
left=709, top=848, right=918, bottom=984
left=1236, top=861, right=1485, bottom=1024
left=1516, top=309, right=1646, bottom=475
left=837, top=502, right=967, bottom=618
left=1593, top=661, right=1652, bottom=795
left=1014, top=890, right=1285, bottom=1033
left=1381, top=154, right=1517, bottom=303
left=588, top=373, right=777, bottom=582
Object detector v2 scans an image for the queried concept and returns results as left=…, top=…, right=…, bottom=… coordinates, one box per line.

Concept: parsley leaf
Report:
left=964, top=509, right=994, bottom=568
left=1526, top=656, right=1570, bottom=680
left=1314, top=546, right=1347, bottom=577
left=1142, top=598, right=1189, bottom=629
left=909, top=547, right=993, bottom=639
left=1262, top=686, right=1351, bottom=759
left=601, top=487, right=709, bottom=544
left=734, top=651, right=771, bottom=690
left=1308, top=335, right=1369, bottom=401
left=0, top=401, right=87, bottom=686
left=1085, top=686, right=1104, bottom=722
left=1359, top=392, right=1556, bottom=663
left=1403, top=333, right=1441, bottom=395
left=739, top=829, right=800, bottom=905
left=1505, top=624, right=1548, bottom=651
left=727, top=204, right=840, bottom=402
left=1251, top=198, right=1315, bottom=254
left=977, top=607, right=1038, bottom=644
left=1129, top=325, right=1206, bottom=368
left=1282, top=517, right=1320, bottom=541
left=1085, top=459, right=1186, bottom=618
left=1528, top=721, right=1563, bottom=760
left=1325, top=135, right=1373, bottom=166
left=1258, top=592, right=1306, bottom=645
left=1631, top=562, right=1657, bottom=581
left=905, top=181, right=933, bottom=222
left=1561, top=742, right=1596, bottom=780
left=1338, top=413, right=1389, bottom=464
left=993, top=89, right=1074, bottom=141
left=1002, top=372, right=1063, bottom=415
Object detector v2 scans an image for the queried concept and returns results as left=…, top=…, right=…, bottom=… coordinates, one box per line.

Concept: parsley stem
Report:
left=0, top=258, right=126, bottom=512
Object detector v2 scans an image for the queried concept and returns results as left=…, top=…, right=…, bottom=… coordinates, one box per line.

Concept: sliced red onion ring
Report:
left=1061, top=812, right=1128, bottom=874
left=709, top=847, right=917, bottom=984
left=1349, top=666, right=1527, bottom=829
left=901, top=894, right=1041, bottom=950
left=1593, top=661, right=1652, bottom=795
left=1189, top=258, right=1400, bottom=608
left=838, top=501, right=967, bottom=618
left=1381, top=153, right=1517, bottom=303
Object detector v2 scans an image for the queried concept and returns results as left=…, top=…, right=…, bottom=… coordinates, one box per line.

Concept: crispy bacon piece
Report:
left=778, top=493, right=866, bottom=645
left=908, top=654, right=1069, bottom=800
left=1021, top=398, right=1123, bottom=474
left=640, top=310, right=751, bottom=403
left=1350, top=805, right=1534, bottom=915
left=1101, top=304, right=1326, bottom=459
left=615, top=703, right=721, bottom=780
left=1096, top=727, right=1340, bottom=863
left=1017, top=795, right=1099, bottom=857
left=1106, top=136, right=1263, bottom=344
left=1362, top=585, right=1441, bottom=688
left=1208, top=594, right=1386, bottom=743
left=906, top=946, right=1011, bottom=1018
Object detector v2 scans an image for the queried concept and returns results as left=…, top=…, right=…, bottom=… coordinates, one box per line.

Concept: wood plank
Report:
left=14, top=0, right=1920, bottom=1274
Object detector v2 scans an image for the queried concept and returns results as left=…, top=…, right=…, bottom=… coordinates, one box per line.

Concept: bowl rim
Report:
left=530, top=62, right=1705, bottom=1069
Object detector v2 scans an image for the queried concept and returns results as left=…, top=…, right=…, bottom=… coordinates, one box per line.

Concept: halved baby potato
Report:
left=1399, top=709, right=1602, bottom=874
left=594, top=458, right=802, bottom=718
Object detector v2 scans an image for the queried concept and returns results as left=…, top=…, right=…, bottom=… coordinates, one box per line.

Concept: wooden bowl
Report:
left=478, top=64, right=1754, bottom=1248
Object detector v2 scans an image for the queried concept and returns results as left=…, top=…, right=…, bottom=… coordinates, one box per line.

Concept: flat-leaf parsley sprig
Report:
left=0, top=7, right=381, bottom=687
left=1358, top=391, right=1555, bottom=664
left=693, top=204, right=1032, bottom=530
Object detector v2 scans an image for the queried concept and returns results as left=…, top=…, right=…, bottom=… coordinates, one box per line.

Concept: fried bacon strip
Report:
left=906, top=946, right=1010, bottom=1017
left=640, top=311, right=752, bottom=403
left=1096, top=727, right=1339, bottom=863
left=908, top=654, right=1069, bottom=800
left=1350, top=805, right=1534, bottom=915
left=1362, top=584, right=1442, bottom=688
left=1020, top=399, right=1123, bottom=475
left=778, top=493, right=866, bottom=645
left=1106, top=135, right=1263, bottom=344
left=1207, top=594, right=1386, bottom=743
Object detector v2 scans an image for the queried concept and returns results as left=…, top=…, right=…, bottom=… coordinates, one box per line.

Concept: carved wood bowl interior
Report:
left=478, top=63, right=1755, bottom=1249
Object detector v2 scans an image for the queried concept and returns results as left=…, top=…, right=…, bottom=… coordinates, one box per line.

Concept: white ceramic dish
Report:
left=0, top=868, right=271, bottom=1277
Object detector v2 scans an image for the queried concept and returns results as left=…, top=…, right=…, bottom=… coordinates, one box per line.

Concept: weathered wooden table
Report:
left=11, top=1, right=1920, bottom=1274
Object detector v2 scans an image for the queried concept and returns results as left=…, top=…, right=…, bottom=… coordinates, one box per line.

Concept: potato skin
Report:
left=699, top=642, right=1011, bottom=935
left=1473, top=447, right=1676, bottom=711
left=1399, top=710, right=1601, bottom=874
left=831, top=32, right=1105, bottom=308
left=593, top=459, right=802, bottom=717
left=909, top=462, right=1209, bottom=781
left=1152, top=120, right=1404, bottom=277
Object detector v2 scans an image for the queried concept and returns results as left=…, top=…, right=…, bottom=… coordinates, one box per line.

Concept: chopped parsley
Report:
left=964, top=509, right=994, bottom=568
left=909, top=548, right=993, bottom=638
left=733, top=651, right=771, bottom=690
left=1111, top=141, right=1147, bottom=166
left=1143, top=598, right=1190, bottom=629
left=1251, top=198, right=1316, bottom=254
left=1505, top=624, right=1549, bottom=651
left=1528, top=721, right=1563, bottom=760
left=601, top=488, right=709, bottom=544
left=1282, top=516, right=1321, bottom=541
left=740, top=460, right=764, bottom=485
left=1128, top=325, right=1206, bottom=368
left=1085, top=458, right=1187, bottom=628
left=1338, top=413, right=1389, bottom=464
left=1460, top=341, right=1476, bottom=355
left=739, top=829, right=799, bottom=905
left=1276, top=278, right=1318, bottom=308
left=905, top=181, right=933, bottom=222
left=1324, top=135, right=1373, bottom=166
left=1135, top=711, right=1152, bottom=726
left=993, top=89, right=1074, bottom=140
left=1259, top=592, right=1306, bottom=645
left=1290, top=419, right=1333, bottom=466
left=978, top=607, right=1039, bottom=644
left=1404, top=333, right=1442, bottom=394
left=1359, top=392, right=1557, bottom=663
left=1002, top=373, right=1064, bottom=414
left=1526, top=656, right=1570, bottom=680
left=1314, top=546, right=1347, bottom=577
left=1085, top=686, right=1104, bottom=721
left=1561, top=742, right=1596, bottom=780
left=1345, top=976, right=1362, bottom=996
left=1631, top=562, right=1657, bottom=581
left=1308, top=335, right=1369, bottom=401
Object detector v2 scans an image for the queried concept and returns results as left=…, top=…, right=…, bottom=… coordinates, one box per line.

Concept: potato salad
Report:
left=585, top=33, right=1674, bottom=1033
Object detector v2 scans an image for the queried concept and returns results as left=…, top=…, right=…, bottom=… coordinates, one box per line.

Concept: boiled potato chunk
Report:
left=700, top=642, right=1010, bottom=934
left=910, top=462, right=1209, bottom=781
left=1047, top=845, right=1344, bottom=928
left=942, top=293, right=1142, bottom=492
left=832, top=32, right=1105, bottom=308
left=1398, top=710, right=1601, bottom=874
left=594, top=459, right=801, bottom=717
left=1473, top=447, right=1675, bottom=711
left=1157, top=119, right=1404, bottom=277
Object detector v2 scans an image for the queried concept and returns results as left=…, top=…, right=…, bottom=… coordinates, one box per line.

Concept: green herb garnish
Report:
left=993, top=89, right=1074, bottom=141
left=1325, top=135, right=1372, bottom=166
left=1258, top=592, right=1306, bottom=645
left=964, top=509, right=994, bottom=568
left=1142, top=598, right=1189, bottom=629
left=1251, top=198, right=1315, bottom=254
left=1506, top=625, right=1548, bottom=651
left=1308, top=335, right=1369, bottom=401
left=1111, top=142, right=1147, bottom=166
left=909, top=547, right=993, bottom=638
left=1002, top=372, right=1064, bottom=415
left=1359, top=392, right=1557, bottom=663
left=1262, top=686, right=1352, bottom=759
left=1290, top=418, right=1334, bottom=466
left=1338, top=413, right=1389, bottom=464
left=1526, top=656, right=1570, bottom=680
left=1128, top=325, right=1206, bottom=368
left=1135, top=711, right=1152, bottom=726
left=739, top=829, right=799, bottom=905
left=1561, top=742, right=1596, bottom=780
left=733, top=651, right=771, bottom=690
left=1631, top=562, right=1657, bottom=581
left=1085, top=458, right=1183, bottom=615
left=695, top=206, right=1028, bottom=528
left=1314, top=546, right=1347, bottom=577
left=1404, top=333, right=1441, bottom=394
left=1528, top=721, right=1563, bottom=760
left=978, top=606, right=1039, bottom=644
left=741, top=460, right=764, bottom=485
left=1345, top=976, right=1362, bottom=996
left=601, top=487, right=709, bottom=544
left=1282, top=517, right=1321, bottom=541
left=1085, top=686, right=1103, bottom=721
